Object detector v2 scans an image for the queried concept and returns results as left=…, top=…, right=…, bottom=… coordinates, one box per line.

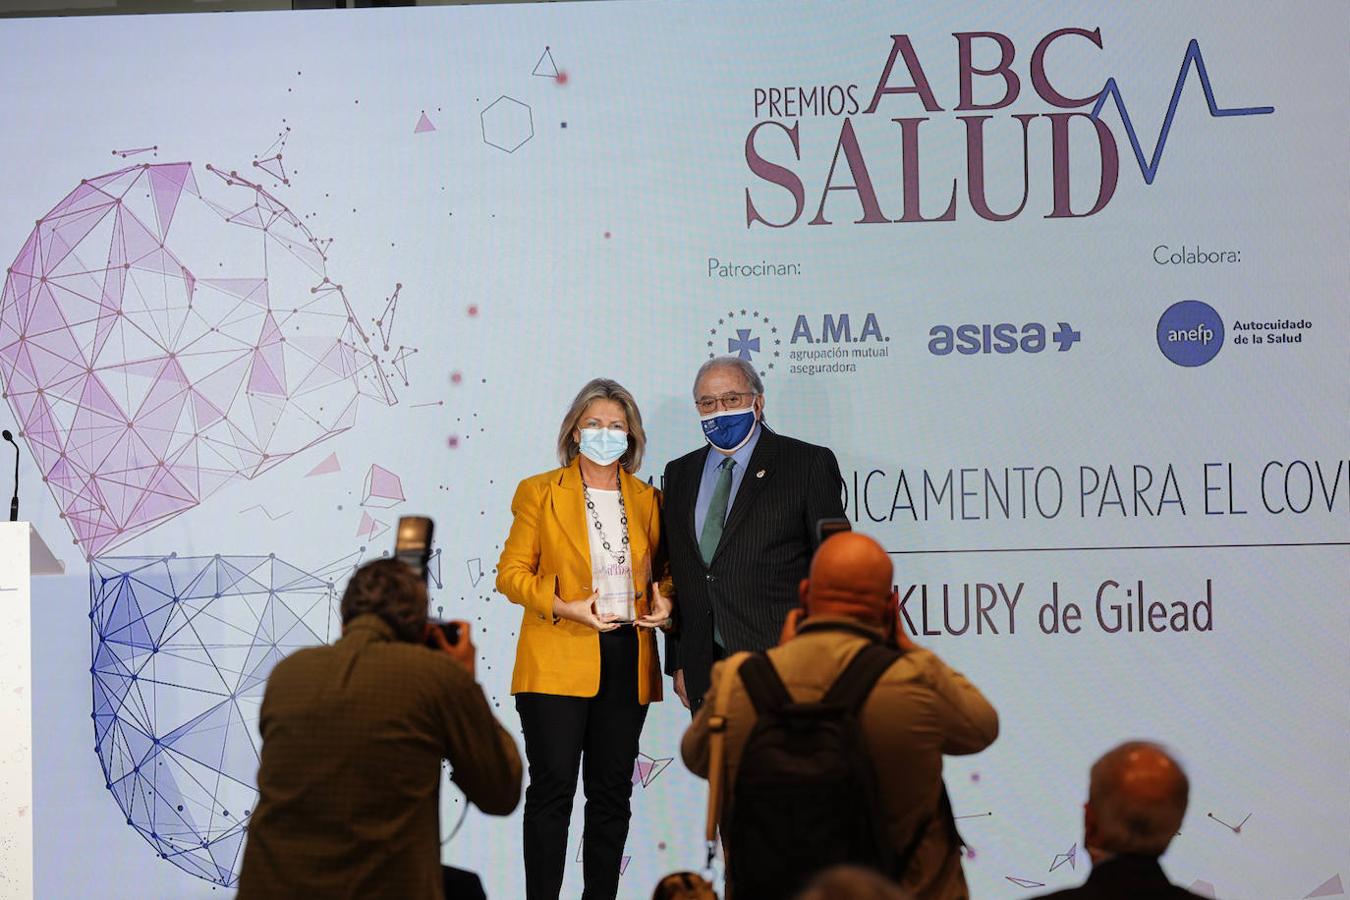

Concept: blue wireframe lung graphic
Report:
left=90, top=554, right=340, bottom=885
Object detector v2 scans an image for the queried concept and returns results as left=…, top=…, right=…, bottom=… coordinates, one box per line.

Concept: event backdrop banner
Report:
left=1, top=1, right=1346, bottom=897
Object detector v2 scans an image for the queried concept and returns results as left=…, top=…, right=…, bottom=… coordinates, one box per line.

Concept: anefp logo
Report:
left=1156, top=300, right=1224, bottom=367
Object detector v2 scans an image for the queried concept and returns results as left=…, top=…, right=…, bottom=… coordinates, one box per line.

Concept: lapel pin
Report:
left=756, top=469, right=765, bottom=478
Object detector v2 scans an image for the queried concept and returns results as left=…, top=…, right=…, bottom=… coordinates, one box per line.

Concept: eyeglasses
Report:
left=695, top=392, right=756, bottom=413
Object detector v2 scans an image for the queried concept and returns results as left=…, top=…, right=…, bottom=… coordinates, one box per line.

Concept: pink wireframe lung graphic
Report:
left=0, top=162, right=397, bottom=558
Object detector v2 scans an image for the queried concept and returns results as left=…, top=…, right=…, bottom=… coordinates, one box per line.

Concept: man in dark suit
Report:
left=662, top=355, right=845, bottom=711
left=1036, top=741, right=1205, bottom=900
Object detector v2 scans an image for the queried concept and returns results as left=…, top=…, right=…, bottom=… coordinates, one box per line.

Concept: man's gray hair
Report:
left=1088, top=741, right=1189, bottom=857
left=692, top=356, right=764, bottom=398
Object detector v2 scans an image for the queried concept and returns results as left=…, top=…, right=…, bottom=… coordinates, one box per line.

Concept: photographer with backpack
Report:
left=680, top=532, right=999, bottom=900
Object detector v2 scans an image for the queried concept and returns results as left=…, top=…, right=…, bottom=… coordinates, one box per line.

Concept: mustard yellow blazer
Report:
left=495, top=460, right=665, bottom=704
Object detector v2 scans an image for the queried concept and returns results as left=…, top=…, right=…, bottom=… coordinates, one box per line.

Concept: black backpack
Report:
left=722, top=622, right=915, bottom=899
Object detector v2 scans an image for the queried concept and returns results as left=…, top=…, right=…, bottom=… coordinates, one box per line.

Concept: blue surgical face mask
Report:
left=701, top=407, right=758, bottom=452
left=578, top=427, right=628, bottom=466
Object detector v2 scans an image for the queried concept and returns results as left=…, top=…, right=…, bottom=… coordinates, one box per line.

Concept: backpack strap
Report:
left=735, top=652, right=794, bottom=715
left=790, top=630, right=963, bottom=883
left=822, top=643, right=902, bottom=711
left=891, top=782, right=964, bottom=882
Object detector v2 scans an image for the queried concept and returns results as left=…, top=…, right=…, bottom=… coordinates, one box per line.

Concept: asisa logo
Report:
left=928, top=322, right=1082, bottom=356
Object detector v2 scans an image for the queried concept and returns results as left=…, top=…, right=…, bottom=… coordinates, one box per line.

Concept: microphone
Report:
left=2, top=429, right=17, bottom=522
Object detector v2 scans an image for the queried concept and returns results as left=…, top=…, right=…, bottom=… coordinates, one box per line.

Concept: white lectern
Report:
left=0, top=522, right=63, bottom=900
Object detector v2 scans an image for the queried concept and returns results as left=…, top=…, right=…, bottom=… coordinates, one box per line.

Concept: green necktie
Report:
left=699, top=458, right=736, bottom=565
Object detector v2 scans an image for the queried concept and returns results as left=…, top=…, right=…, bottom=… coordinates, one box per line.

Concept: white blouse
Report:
left=584, top=488, right=635, bottom=621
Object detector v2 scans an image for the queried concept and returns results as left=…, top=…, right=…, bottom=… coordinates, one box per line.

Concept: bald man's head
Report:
left=800, top=532, right=895, bottom=626
left=1085, top=741, right=1189, bottom=858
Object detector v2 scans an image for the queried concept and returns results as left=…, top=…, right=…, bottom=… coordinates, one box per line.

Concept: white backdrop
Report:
left=1, top=2, right=1347, bottom=897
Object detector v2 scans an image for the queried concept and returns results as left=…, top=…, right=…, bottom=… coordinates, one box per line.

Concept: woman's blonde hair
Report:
left=556, top=378, right=646, bottom=473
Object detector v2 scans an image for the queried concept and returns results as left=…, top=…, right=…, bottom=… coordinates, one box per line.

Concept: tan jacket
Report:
left=237, top=615, right=522, bottom=899
left=681, top=618, right=998, bottom=900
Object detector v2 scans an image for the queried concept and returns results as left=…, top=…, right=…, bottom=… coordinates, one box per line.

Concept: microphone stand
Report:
left=2, top=429, right=18, bottom=522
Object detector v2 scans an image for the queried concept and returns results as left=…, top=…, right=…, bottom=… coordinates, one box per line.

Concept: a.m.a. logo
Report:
left=706, top=309, right=780, bottom=377
left=790, top=312, right=889, bottom=347
left=786, top=313, right=892, bottom=376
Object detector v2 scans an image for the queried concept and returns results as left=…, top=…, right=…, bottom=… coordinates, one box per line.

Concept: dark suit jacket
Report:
left=662, top=427, right=845, bottom=709
left=1035, top=854, right=1207, bottom=900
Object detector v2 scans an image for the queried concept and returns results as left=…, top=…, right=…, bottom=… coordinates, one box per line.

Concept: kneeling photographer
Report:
left=238, top=532, right=523, bottom=899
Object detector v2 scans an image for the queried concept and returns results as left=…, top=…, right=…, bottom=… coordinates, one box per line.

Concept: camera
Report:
left=395, top=515, right=461, bottom=645
left=814, top=516, right=851, bottom=546
left=425, top=619, right=462, bottom=646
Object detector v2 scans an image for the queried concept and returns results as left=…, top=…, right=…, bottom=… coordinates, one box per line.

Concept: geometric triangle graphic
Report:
left=1006, top=876, right=1047, bottom=889
left=1049, top=843, right=1078, bottom=872
left=573, top=839, right=630, bottom=876
left=414, top=111, right=437, bottom=134
left=255, top=154, right=289, bottom=185
left=631, top=752, right=674, bottom=788
left=1305, top=874, right=1345, bottom=898
left=356, top=510, right=389, bottom=539
left=532, top=45, right=558, bottom=78
left=354, top=510, right=390, bottom=542
left=252, top=125, right=292, bottom=187
left=361, top=463, right=405, bottom=508
left=305, top=452, right=341, bottom=477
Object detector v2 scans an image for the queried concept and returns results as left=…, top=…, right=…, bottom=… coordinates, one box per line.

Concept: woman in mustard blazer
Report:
left=496, top=378, right=672, bottom=900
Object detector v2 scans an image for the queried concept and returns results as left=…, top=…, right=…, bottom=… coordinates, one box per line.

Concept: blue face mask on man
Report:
left=578, top=427, right=628, bottom=466
left=701, top=407, right=758, bottom=453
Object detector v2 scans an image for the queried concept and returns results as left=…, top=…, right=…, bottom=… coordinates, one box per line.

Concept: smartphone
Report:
left=426, top=620, right=462, bottom=646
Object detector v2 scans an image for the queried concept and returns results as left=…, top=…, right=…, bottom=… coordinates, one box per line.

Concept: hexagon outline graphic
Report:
left=480, top=95, right=534, bottom=154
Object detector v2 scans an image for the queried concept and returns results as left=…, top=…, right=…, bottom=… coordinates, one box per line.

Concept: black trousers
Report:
left=442, top=865, right=486, bottom=899
left=516, top=628, right=649, bottom=900
left=688, top=642, right=729, bottom=716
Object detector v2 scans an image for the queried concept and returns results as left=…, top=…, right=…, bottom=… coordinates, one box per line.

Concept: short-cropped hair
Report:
left=556, top=378, right=646, bottom=473
left=1089, top=741, right=1189, bottom=856
left=651, top=870, right=718, bottom=900
left=794, top=864, right=912, bottom=900
left=339, top=558, right=429, bottom=643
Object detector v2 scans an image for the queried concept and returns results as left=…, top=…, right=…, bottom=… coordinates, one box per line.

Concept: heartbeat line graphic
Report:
left=238, top=504, right=292, bottom=521
left=1091, top=39, right=1274, bottom=185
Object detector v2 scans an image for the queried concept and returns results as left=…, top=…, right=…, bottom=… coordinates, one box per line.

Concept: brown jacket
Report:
left=681, top=618, right=998, bottom=900
left=237, top=614, right=522, bottom=899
